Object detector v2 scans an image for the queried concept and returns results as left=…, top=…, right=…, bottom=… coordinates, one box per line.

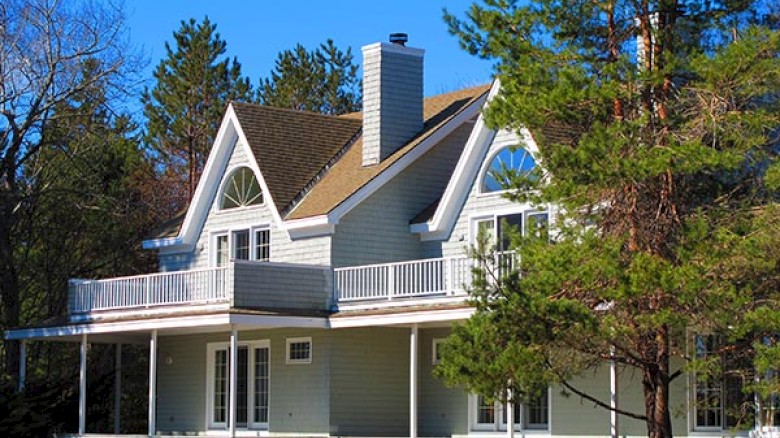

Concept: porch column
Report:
left=79, top=334, right=87, bottom=435
left=114, top=343, right=122, bottom=434
left=149, top=330, right=158, bottom=437
left=18, top=340, right=26, bottom=393
left=506, top=386, right=514, bottom=438
left=610, top=347, right=619, bottom=438
left=410, top=324, right=418, bottom=438
left=229, top=327, right=238, bottom=438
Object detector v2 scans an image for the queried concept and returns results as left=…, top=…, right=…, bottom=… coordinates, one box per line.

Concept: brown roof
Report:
left=232, top=103, right=363, bottom=213
left=287, top=84, right=491, bottom=219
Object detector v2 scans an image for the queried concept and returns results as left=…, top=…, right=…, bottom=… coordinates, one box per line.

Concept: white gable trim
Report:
left=282, top=90, right=489, bottom=238
left=143, top=104, right=285, bottom=250
left=409, top=80, right=501, bottom=240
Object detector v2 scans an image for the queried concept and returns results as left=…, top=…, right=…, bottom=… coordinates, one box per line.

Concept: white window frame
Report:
left=432, top=338, right=446, bottom=365
left=468, top=388, right=551, bottom=433
left=210, top=224, right=272, bottom=267
left=285, top=337, right=312, bottom=365
left=205, top=340, right=271, bottom=431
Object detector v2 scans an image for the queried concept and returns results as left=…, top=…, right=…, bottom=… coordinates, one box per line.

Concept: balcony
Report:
left=68, top=260, right=333, bottom=321
left=67, top=254, right=512, bottom=319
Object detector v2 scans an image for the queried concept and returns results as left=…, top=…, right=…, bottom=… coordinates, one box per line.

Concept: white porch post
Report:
left=410, top=324, right=418, bottom=438
left=149, top=330, right=158, bottom=437
left=18, top=340, right=26, bottom=393
left=610, top=347, right=619, bottom=438
left=79, top=334, right=87, bottom=435
left=506, top=386, right=514, bottom=438
left=115, top=343, right=122, bottom=434
left=229, top=327, right=238, bottom=438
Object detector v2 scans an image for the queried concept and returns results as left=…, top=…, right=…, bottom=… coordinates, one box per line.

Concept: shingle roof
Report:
left=231, top=103, right=363, bottom=213
left=286, top=84, right=491, bottom=219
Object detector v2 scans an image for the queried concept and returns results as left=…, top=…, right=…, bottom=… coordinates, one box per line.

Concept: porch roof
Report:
left=4, top=308, right=329, bottom=342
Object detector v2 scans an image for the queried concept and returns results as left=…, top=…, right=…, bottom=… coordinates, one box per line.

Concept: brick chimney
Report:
left=361, top=33, right=424, bottom=166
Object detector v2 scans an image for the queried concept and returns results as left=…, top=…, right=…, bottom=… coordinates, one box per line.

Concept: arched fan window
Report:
left=220, top=167, right=263, bottom=209
left=481, top=146, right=537, bottom=193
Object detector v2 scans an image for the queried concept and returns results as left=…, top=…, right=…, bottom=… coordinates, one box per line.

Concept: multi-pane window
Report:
left=233, top=230, right=250, bottom=261
left=693, top=334, right=753, bottom=430
left=208, top=342, right=270, bottom=430
left=254, top=229, right=270, bottom=262
left=286, top=337, right=312, bottom=364
left=474, top=211, right=549, bottom=251
left=213, top=227, right=270, bottom=265
left=473, top=391, right=549, bottom=431
left=216, top=235, right=229, bottom=267
left=220, top=167, right=263, bottom=210
left=481, top=146, right=537, bottom=193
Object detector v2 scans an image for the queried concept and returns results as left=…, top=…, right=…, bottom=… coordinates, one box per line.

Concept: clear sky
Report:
left=126, top=0, right=494, bottom=98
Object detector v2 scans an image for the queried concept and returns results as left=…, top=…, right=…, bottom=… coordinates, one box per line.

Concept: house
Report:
left=5, top=34, right=752, bottom=438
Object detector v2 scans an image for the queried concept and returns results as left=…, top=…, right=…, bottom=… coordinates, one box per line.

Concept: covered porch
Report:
left=5, top=311, right=327, bottom=437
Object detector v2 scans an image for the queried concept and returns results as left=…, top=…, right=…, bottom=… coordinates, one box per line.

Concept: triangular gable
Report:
left=410, top=80, right=542, bottom=241
left=143, top=104, right=284, bottom=251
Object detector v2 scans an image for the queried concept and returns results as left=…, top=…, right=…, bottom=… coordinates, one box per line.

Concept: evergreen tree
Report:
left=142, top=17, right=252, bottom=211
left=435, top=2, right=780, bottom=437
left=257, top=39, right=361, bottom=115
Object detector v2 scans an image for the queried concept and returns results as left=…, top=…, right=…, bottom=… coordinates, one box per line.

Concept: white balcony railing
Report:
left=333, top=256, right=472, bottom=302
left=69, top=266, right=232, bottom=314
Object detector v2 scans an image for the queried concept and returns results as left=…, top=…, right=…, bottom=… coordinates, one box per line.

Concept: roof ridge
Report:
left=231, top=100, right=363, bottom=123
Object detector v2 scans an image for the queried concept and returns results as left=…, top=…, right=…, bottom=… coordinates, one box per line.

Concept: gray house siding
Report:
left=419, top=328, right=469, bottom=437
left=156, top=328, right=331, bottom=435
left=332, top=124, right=471, bottom=268
left=232, top=260, right=332, bottom=311
left=328, top=327, right=410, bottom=436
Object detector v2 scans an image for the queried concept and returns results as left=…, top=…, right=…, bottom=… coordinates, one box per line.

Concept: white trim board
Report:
left=5, top=313, right=329, bottom=341
left=329, top=307, right=475, bottom=328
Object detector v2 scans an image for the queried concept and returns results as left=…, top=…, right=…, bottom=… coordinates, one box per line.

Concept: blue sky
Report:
left=126, top=0, right=494, bottom=98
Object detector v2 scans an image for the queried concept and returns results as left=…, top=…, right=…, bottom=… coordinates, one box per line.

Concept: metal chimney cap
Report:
left=389, top=33, right=408, bottom=46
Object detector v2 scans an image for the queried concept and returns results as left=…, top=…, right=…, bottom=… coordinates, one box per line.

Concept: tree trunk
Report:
left=643, top=325, right=673, bottom=438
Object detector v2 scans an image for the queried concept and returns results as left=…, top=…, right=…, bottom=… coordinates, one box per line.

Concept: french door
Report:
left=208, top=341, right=270, bottom=430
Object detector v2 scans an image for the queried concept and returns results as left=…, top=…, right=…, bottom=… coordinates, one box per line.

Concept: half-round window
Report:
left=220, top=167, right=263, bottom=209
left=481, top=146, right=537, bottom=193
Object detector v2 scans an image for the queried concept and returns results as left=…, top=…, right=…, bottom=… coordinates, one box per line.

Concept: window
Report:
left=693, top=334, right=753, bottom=431
left=432, top=339, right=446, bottom=365
left=481, top=146, right=537, bottom=193
left=233, top=230, right=250, bottom=260
left=286, top=337, right=312, bottom=364
left=254, top=228, right=270, bottom=262
left=215, top=234, right=229, bottom=267
left=474, top=211, right=549, bottom=251
left=207, top=341, right=270, bottom=430
left=212, top=226, right=271, bottom=266
left=220, top=167, right=263, bottom=210
left=471, top=391, right=549, bottom=431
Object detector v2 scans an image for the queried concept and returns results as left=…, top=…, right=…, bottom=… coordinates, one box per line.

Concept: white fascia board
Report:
left=282, top=215, right=335, bottom=239
left=329, top=307, right=475, bottom=328
left=411, top=80, right=502, bottom=241
left=326, top=93, right=488, bottom=224
left=5, top=313, right=328, bottom=340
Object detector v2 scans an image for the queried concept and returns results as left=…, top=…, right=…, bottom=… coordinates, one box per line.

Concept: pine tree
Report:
left=435, top=2, right=780, bottom=437
left=142, top=17, right=252, bottom=211
left=257, top=39, right=361, bottom=115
